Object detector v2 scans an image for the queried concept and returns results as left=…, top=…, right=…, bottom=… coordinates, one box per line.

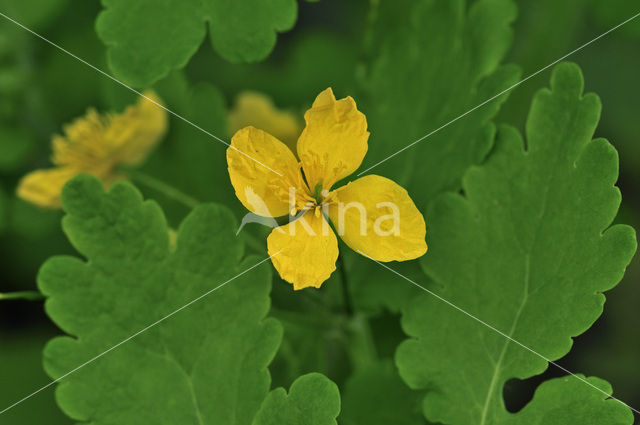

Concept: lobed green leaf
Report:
left=351, top=0, right=520, bottom=314
left=396, top=63, right=637, bottom=424
left=359, top=0, right=520, bottom=202
left=96, top=0, right=297, bottom=87
left=252, top=373, right=340, bottom=425
left=39, top=175, right=282, bottom=425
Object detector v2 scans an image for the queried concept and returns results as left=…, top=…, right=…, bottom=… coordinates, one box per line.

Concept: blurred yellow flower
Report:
left=17, top=92, right=167, bottom=208
left=228, top=91, right=301, bottom=151
left=227, top=88, right=427, bottom=290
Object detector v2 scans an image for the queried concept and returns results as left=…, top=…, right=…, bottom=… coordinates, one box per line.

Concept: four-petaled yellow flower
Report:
left=227, top=88, right=427, bottom=290
left=17, top=92, right=167, bottom=208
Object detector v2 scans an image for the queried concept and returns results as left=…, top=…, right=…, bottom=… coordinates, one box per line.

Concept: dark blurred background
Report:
left=0, top=0, right=638, bottom=423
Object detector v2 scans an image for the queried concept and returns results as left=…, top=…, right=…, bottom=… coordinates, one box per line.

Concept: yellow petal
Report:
left=297, top=88, right=369, bottom=192
left=105, top=91, right=168, bottom=166
left=53, top=91, right=167, bottom=169
left=227, top=126, right=310, bottom=217
left=51, top=110, right=111, bottom=167
left=228, top=91, right=302, bottom=152
left=328, top=175, right=427, bottom=261
left=16, top=167, right=80, bottom=208
left=16, top=167, right=124, bottom=209
left=267, top=210, right=338, bottom=290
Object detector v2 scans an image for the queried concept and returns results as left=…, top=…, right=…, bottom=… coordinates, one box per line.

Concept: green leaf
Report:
left=575, top=32, right=640, bottom=183
left=496, top=0, right=587, bottom=131
left=396, top=63, right=636, bottom=424
left=340, top=361, right=426, bottom=425
left=157, top=81, right=233, bottom=208
left=502, top=376, right=632, bottom=425
left=573, top=206, right=640, bottom=401
left=96, top=0, right=297, bottom=87
left=359, top=0, right=520, bottom=204
left=143, top=75, right=241, bottom=223
left=252, top=373, right=340, bottom=425
left=39, top=175, right=282, bottom=425
left=349, top=0, right=520, bottom=315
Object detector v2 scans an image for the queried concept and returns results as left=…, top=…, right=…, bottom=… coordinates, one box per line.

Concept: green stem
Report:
left=0, top=291, right=45, bottom=301
left=346, top=314, right=378, bottom=371
left=126, top=170, right=200, bottom=209
left=335, top=253, right=377, bottom=370
left=337, top=253, right=353, bottom=316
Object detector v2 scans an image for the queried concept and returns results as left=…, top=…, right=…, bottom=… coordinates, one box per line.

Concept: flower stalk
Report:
left=126, top=169, right=199, bottom=209
left=0, top=291, right=45, bottom=301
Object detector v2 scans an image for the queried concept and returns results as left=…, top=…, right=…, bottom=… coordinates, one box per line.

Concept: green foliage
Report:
left=343, top=251, right=424, bottom=314
left=340, top=361, right=425, bottom=425
left=501, top=0, right=640, bottom=182
left=575, top=225, right=640, bottom=403
left=146, top=74, right=239, bottom=223
left=359, top=0, right=520, bottom=203
left=498, top=0, right=586, bottom=130
left=39, top=175, right=282, bottom=424
left=189, top=30, right=360, bottom=107
left=252, top=373, right=340, bottom=425
left=577, top=34, right=640, bottom=183
left=347, top=0, right=522, bottom=315
left=396, top=63, right=637, bottom=424
left=96, top=0, right=297, bottom=87
left=268, top=296, right=352, bottom=390
left=502, top=376, right=631, bottom=424
left=0, top=1, right=638, bottom=423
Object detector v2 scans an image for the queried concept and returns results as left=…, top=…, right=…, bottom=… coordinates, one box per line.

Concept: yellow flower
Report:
left=228, top=91, right=302, bottom=152
left=17, top=92, right=167, bottom=208
left=227, top=88, right=427, bottom=290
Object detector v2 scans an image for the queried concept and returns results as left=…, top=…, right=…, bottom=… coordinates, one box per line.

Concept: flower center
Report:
left=269, top=161, right=340, bottom=218
left=313, top=182, right=324, bottom=204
